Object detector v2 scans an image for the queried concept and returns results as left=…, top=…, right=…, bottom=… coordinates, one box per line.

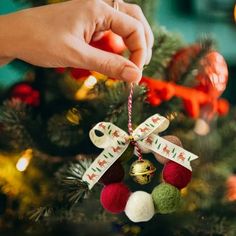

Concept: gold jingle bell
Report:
left=129, top=159, right=156, bottom=185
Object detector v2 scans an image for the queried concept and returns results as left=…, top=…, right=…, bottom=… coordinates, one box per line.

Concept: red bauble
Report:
left=162, top=161, right=192, bottom=189
left=90, top=31, right=126, bottom=54
left=99, top=161, right=125, bottom=185
left=100, top=182, right=130, bottom=214
left=11, top=83, right=40, bottom=107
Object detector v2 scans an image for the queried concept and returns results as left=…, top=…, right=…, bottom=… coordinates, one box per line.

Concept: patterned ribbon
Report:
left=82, top=113, right=198, bottom=189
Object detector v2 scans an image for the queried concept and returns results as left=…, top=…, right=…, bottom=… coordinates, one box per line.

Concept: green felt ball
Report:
left=151, top=183, right=181, bottom=214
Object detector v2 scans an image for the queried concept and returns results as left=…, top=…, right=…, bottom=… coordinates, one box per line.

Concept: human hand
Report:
left=0, top=0, right=153, bottom=82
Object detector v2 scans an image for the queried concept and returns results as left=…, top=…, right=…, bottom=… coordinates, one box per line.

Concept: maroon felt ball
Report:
left=100, top=182, right=131, bottom=214
left=99, top=161, right=125, bottom=185
left=162, top=161, right=192, bottom=189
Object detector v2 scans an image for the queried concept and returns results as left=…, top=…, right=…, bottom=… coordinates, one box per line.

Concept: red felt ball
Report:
left=162, top=161, right=192, bottom=189
left=99, top=161, right=125, bottom=185
left=100, top=182, right=130, bottom=214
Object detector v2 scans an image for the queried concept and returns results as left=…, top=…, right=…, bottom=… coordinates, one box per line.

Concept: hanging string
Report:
left=127, top=83, right=143, bottom=161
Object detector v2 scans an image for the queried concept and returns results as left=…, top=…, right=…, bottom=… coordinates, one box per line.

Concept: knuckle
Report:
left=131, top=4, right=143, bottom=14
left=134, top=20, right=144, bottom=35
left=100, top=58, right=113, bottom=74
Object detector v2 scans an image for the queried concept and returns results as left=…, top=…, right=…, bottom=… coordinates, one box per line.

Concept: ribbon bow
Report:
left=82, top=114, right=198, bottom=189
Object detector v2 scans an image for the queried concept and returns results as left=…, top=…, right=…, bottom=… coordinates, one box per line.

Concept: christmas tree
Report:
left=0, top=0, right=236, bottom=235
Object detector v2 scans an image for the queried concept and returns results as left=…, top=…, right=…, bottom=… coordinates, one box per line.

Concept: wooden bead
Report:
left=154, top=135, right=183, bottom=164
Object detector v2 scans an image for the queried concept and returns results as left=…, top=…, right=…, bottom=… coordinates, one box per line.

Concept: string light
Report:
left=84, top=76, right=97, bottom=88
left=16, top=149, right=33, bottom=172
left=75, top=76, right=97, bottom=100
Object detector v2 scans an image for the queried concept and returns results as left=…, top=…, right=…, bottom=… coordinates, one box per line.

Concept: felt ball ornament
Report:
left=99, top=161, right=125, bottom=185
left=125, top=191, right=155, bottom=222
left=129, top=159, right=156, bottom=185
left=162, top=161, right=192, bottom=189
left=154, top=135, right=183, bottom=165
left=100, top=182, right=130, bottom=214
left=152, top=183, right=181, bottom=214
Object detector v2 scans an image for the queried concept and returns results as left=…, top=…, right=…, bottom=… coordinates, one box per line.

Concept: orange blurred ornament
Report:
left=90, top=31, right=126, bottom=54
left=196, top=51, right=228, bottom=97
left=226, top=174, right=236, bottom=202
left=168, top=44, right=228, bottom=97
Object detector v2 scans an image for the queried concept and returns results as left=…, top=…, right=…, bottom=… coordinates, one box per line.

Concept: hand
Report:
left=0, top=0, right=154, bottom=83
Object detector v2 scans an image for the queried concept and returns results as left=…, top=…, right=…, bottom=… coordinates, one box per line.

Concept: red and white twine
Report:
left=127, top=83, right=143, bottom=161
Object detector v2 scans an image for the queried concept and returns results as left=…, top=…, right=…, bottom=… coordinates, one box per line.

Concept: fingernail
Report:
left=121, top=66, right=142, bottom=83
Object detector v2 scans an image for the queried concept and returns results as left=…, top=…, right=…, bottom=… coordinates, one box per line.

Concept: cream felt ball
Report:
left=125, top=191, right=155, bottom=222
left=152, top=183, right=181, bottom=214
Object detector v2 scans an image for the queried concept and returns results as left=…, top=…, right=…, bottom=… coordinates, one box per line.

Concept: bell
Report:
left=129, top=159, right=156, bottom=185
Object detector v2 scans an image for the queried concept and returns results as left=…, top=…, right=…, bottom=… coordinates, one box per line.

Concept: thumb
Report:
left=79, top=43, right=142, bottom=83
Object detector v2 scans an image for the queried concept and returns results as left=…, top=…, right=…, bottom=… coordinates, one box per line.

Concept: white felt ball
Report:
left=125, top=191, right=155, bottom=222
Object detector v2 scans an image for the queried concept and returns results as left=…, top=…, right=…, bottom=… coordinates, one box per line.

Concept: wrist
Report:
left=0, top=13, right=22, bottom=63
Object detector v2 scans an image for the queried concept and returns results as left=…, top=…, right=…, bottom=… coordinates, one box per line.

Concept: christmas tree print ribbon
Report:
left=82, top=113, right=198, bottom=189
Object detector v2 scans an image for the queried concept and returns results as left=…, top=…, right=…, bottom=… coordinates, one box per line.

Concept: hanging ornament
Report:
left=168, top=44, right=228, bottom=96
left=10, top=83, right=40, bottom=107
left=129, top=159, right=156, bottom=185
left=78, top=83, right=198, bottom=222
left=226, top=174, right=236, bottom=202
left=168, top=44, right=229, bottom=122
left=66, top=107, right=81, bottom=125
left=196, top=51, right=228, bottom=97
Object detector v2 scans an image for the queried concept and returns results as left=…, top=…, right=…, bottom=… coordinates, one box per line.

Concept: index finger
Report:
left=104, top=4, right=147, bottom=69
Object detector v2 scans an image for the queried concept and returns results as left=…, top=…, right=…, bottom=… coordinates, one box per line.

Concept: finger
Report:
left=102, top=3, right=147, bottom=69
left=92, top=31, right=105, bottom=41
left=121, top=3, right=154, bottom=64
left=79, top=42, right=142, bottom=83
left=103, top=0, right=154, bottom=64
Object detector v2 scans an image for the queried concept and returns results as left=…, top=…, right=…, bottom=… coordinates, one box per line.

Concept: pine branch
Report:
left=29, top=206, right=54, bottom=222
left=0, top=99, right=34, bottom=151
left=144, top=26, right=184, bottom=78
left=56, top=157, right=93, bottom=206
left=99, top=82, right=146, bottom=126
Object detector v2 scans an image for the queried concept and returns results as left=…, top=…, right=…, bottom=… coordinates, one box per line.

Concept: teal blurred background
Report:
left=1, top=0, right=236, bottom=102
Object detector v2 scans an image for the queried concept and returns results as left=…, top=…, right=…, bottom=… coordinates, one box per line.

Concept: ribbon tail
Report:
left=138, top=134, right=198, bottom=171
left=82, top=144, right=129, bottom=189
